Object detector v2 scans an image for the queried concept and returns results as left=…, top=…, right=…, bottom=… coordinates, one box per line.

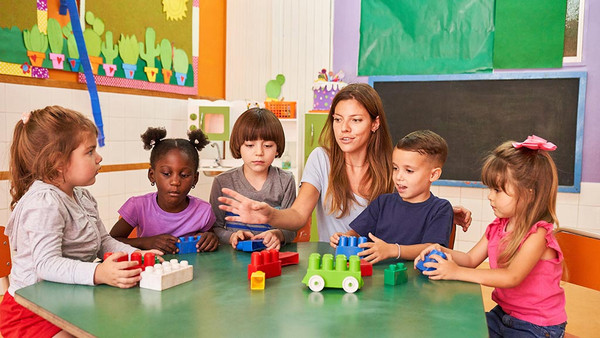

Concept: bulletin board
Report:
left=370, top=72, right=587, bottom=193
left=0, top=0, right=199, bottom=95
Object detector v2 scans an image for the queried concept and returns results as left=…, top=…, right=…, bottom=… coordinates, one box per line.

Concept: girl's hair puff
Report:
left=9, top=106, right=98, bottom=209
left=141, top=127, right=209, bottom=171
left=229, top=108, right=285, bottom=159
left=481, top=141, right=559, bottom=266
left=320, top=83, right=394, bottom=218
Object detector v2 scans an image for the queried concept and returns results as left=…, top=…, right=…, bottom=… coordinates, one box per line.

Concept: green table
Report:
left=16, top=242, right=487, bottom=337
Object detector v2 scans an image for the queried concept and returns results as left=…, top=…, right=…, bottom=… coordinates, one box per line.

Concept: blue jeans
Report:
left=486, top=305, right=566, bottom=338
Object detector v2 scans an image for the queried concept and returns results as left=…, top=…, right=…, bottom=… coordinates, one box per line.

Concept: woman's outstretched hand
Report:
left=218, top=188, right=273, bottom=225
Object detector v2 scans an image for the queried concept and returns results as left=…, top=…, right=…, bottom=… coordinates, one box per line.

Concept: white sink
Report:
left=199, top=159, right=242, bottom=177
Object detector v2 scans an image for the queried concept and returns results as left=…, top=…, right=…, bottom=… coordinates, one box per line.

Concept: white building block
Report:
left=140, top=259, right=193, bottom=291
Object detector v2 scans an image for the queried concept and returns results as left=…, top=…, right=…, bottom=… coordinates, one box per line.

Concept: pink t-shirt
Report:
left=118, top=192, right=215, bottom=238
left=486, top=218, right=567, bottom=326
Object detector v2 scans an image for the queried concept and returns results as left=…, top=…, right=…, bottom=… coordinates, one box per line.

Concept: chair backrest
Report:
left=0, top=226, right=11, bottom=278
left=447, top=224, right=456, bottom=249
left=555, top=228, right=600, bottom=291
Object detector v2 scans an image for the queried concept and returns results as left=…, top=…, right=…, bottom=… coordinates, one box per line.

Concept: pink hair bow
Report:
left=21, top=111, right=32, bottom=124
left=512, top=135, right=557, bottom=151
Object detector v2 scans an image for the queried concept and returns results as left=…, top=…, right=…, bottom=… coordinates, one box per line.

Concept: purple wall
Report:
left=333, top=0, right=600, bottom=183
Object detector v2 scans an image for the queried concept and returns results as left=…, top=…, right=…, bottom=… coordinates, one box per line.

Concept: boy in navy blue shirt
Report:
left=330, top=130, right=453, bottom=263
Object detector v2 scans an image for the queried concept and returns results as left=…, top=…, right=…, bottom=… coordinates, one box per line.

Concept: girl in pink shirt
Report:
left=415, top=136, right=566, bottom=338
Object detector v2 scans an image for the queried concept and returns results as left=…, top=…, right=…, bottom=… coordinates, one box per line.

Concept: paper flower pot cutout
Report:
left=512, top=135, right=557, bottom=151
left=68, top=58, right=81, bottom=72
left=49, top=53, right=65, bottom=69
left=122, top=63, right=137, bottom=79
left=103, top=64, right=117, bottom=77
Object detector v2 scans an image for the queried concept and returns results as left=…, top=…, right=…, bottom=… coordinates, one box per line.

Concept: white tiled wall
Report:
left=1, top=83, right=599, bottom=246
left=0, top=83, right=214, bottom=230
left=432, top=184, right=600, bottom=252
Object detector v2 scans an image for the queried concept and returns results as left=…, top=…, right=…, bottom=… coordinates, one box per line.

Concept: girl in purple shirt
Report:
left=110, top=127, right=218, bottom=254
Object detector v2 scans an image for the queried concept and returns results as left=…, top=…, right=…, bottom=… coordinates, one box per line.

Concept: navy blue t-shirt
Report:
left=349, top=193, right=453, bottom=247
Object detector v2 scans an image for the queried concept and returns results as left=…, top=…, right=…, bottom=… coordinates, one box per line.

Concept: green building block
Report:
left=384, top=262, right=408, bottom=286
left=302, top=253, right=363, bottom=293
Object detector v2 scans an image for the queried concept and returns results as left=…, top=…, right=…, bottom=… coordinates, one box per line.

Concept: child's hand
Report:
left=422, top=253, right=458, bottom=280
left=230, top=230, right=254, bottom=248
left=141, top=234, right=179, bottom=254
left=94, top=252, right=142, bottom=288
left=357, top=233, right=398, bottom=264
left=329, top=232, right=344, bottom=248
left=196, top=232, right=219, bottom=252
left=253, top=230, right=283, bottom=250
left=414, top=244, right=444, bottom=267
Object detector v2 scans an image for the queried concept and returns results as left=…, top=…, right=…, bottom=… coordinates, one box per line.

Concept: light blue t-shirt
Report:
left=301, top=147, right=368, bottom=242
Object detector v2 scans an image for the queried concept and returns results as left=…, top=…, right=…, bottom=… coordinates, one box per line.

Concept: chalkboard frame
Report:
left=369, top=71, right=587, bottom=193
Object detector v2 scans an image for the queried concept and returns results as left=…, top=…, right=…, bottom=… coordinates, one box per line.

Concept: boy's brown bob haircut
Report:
left=395, top=130, right=448, bottom=167
left=229, top=108, right=286, bottom=159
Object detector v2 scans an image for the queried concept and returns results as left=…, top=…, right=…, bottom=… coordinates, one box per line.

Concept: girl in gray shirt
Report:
left=1, top=106, right=160, bottom=338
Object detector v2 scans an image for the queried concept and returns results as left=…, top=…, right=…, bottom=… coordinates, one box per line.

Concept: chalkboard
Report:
left=369, top=72, right=586, bottom=192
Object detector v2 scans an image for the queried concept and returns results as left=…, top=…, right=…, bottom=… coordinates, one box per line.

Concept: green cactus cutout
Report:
left=83, top=11, right=105, bottom=57
left=62, top=23, right=79, bottom=58
left=47, top=19, right=63, bottom=54
left=172, top=47, right=189, bottom=74
left=160, top=39, right=172, bottom=70
left=101, top=31, right=118, bottom=64
left=266, top=74, right=286, bottom=100
left=139, top=27, right=160, bottom=68
left=119, top=34, right=139, bottom=65
left=23, top=24, right=48, bottom=53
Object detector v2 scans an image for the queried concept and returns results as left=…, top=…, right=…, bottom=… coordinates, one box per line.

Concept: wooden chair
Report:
left=555, top=227, right=600, bottom=291
left=448, top=224, right=456, bottom=249
left=0, top=226, right=12, bottom=294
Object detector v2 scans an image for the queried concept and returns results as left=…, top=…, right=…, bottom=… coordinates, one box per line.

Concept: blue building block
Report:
left=177, top=236, right=201, bottom=254
left=384, top=262, right=408, bottom=285
left=416, top=249, right=447, bottom=272
left=236, top=240, right=266, bottom=252
left=335, top=236, right=367, bottom=258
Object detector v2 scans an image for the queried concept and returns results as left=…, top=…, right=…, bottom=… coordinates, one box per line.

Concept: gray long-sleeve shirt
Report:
left=210, top=166, right=297, bottom=244
left=6, top=181, right=136, bottom=296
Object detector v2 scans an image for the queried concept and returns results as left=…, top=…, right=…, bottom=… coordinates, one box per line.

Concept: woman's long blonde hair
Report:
left=481, top=141, right=559, bottom=266
left=320, top=83, right=394, bottom=218
left=9, top=106, right=98, bottom=209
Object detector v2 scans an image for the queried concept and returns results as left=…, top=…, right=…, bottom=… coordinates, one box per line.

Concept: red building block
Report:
left=279, top=251, right=299, bottom=266
left=360, top=259, right=373, bottom=276
left=247, top=250, right=282, bottom=280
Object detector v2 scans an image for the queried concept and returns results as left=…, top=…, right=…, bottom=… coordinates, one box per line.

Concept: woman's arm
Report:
left=218, top=182, right=320, bottom=231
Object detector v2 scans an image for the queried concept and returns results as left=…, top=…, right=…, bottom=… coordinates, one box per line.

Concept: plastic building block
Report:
left=177, top=235, right=201, bottom=254
left=250, top=271, right=265, bottom=290
left=360, top=259, right=373, bottom=276
left=104, top=252, right=156, bottom=271
left=335, top=236, right=367, bottom=258
left=416, top=249, right=447, bottom=272
left=279, top=251, right=299, bottom=266
left=302, top=253, right=364, bottom=293
left=384, top=263, right=408, bottom=285
left=247, top=250, right=282, bottom=280
left=140, top=259, right=193, bottom=291
left=237, top=240, right=267, bottom=252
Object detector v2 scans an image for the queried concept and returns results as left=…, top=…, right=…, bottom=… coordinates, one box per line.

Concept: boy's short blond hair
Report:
left=395, top=130, right=448, bottom=167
